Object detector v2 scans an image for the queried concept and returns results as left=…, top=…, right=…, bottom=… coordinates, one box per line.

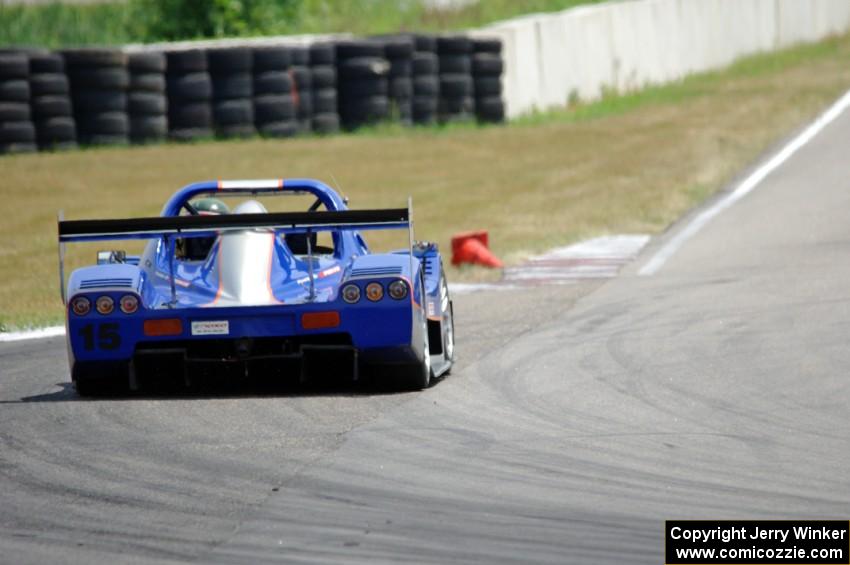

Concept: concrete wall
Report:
left=470, top=0, right=850, bottom=118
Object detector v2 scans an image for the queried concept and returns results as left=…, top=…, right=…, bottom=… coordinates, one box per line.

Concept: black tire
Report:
left=0, top=141, right=37, bottom=154
left=67, top=67, right=129, bottom=90
left=71, top=89, right=127, bottom=112
left=0, top=101, right=30, bottom=121
left=128, top=92, right=166, bottom=115
left=30, top=73, right=69, bottom=96
left=310, top=65, right=336, bottom=89
left=130, top=115, right=168, bottom=140
left=472, top=53, right=503, bottom=76
left=0, top=79, right=30, bottom=102
left=437, top=273, right=455, bottom=373
left=289, top=47, right=310, bottom=66
left=473, top=37, right=502, bottom=54
left=438, top=96, right=474, bottom=115
left=336, top=39, right=384, bottom=59
left=413, top=75, right=438, bottom=96
left=36, top=116, right=77, bottom=143
left=165, top=49, right=207, bottom=73
left=129, top=72, right=166, bottom=93
left=412, top=95, right=438, bottom=115
left=439, top=54, right=471, bottom=74
left=168, top=102, right=212, bottom=128
left=389, top=77, right=412, bottom=99
left=397, top=312, right=431, bottom=391
left=212, top=72, right=252, bottom=99
left=254, top=94, right=295, bottom=122
left=437, top=35, right=472, bottom=55
left=338, top=78, right=387, bottom=97
left=253, top=46, right=291, bottom=71
left=473, top=76, right=501, bottom=97
left=413, top=34, right=437, bottom=53
left=297, top=118, right=312, bottom=134
left=295, top=91, right=313, bottom=118
left=169, top=127, right=212, bottom=141
left=29, top=53, right=64, bottom=74
left=128, top=51, right=166, bottom=73
left=77, top=111, right=129, bottom=135
left=340, top=95, right=389, bottom=122
left=217, top=123, right=255, bottom=138
left=0, top=120, right=35, bottom=143
left=0, top=53, right=29, bottom=79
left=167, top=72, right=212, bottom=101
left=389, top=58, right=412, bottom=78
left=476, top=96, right=505, bottom=122
left=383, top=37, right=414, bottom=59
left=440, top=74, right=472, bottom=97
left=412, top=52, right=437, bottom=75
left=412, top=109, right=436, bottom=125
left=207, top=47, right=253, bottom=73
left=80, top=133, right=128, bottom=145
left=312, top=88, right=336, bottom=114
left=291, top=66, right=312, bottom=91
left=213, top=98, right=253, bottom=125
left=32, top=95, right=72, bottom=118
left=61, top=48, right=125, bottom=68
left=253, top=70, right=292, bottom=95
left=311, top=112, right=339, bottom=134
left=338, top=57, right=389, bottom=80
left=309, top=43, right=335, bottom=65
left=258, top=120, right=297, bottom=138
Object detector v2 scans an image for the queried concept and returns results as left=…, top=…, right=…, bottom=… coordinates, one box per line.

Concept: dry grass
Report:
left=3, top=35, right=850, bottom=329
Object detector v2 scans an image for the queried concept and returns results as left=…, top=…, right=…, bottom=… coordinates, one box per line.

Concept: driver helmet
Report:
left=194, top=197, right=230, bottom=215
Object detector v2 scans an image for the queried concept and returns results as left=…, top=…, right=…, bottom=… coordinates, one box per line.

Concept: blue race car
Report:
left=58, top=178, right=454, bottom=395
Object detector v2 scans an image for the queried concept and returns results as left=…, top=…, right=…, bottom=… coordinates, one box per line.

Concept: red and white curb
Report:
left=450, top=234, right=649, bottom=294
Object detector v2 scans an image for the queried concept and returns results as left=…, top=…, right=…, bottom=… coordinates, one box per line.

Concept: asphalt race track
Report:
left=3, top=107, right=850, bottom=564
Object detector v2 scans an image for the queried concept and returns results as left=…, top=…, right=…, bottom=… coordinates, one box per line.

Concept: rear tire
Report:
left=399, top=313, right=431, bottom=391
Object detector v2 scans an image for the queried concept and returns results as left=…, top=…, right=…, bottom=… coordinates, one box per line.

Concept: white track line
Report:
left=0, top=326, right=65, bottom=343
left=639, top=88, right=850, bottom=276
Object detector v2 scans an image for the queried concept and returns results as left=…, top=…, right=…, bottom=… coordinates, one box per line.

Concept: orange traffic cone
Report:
left=451, top=230, right=503, bottom=268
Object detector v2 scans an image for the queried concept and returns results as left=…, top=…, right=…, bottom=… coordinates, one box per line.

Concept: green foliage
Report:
left=0, top=0, right=604, bottom=48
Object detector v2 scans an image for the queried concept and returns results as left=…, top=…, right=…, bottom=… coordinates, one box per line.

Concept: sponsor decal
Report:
left=191, top=320, right=230, bottom=336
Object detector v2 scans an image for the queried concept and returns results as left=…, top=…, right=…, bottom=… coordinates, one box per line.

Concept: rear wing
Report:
left=58, top=201, right=415, bottom=304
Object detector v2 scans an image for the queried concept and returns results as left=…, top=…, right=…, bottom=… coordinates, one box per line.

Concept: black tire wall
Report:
left=165, top=50, right=212, bottom=141
left=63, top=48, right=128, bottom=146
left=127, top=51, right=167, bottom=143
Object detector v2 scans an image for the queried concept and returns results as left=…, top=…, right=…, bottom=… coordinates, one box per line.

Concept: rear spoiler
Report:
left=58, top=201, right=415, bottom=305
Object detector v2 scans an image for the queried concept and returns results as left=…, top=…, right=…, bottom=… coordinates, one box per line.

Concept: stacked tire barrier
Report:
left=309, top=43, right=339, bottom=135
left=472, top=39, right=505, bottom=123
left=411, top=35, right=439, bottom=125
left=0, top=33, right=504, bottom=156
left=436, top=35, right=474, bottom=123
left=127, top=52, right=167, bottom=143
left=63, top=48, right=129, bottom=145
left=29, top=52, right=77, bottom=150
left=336, top=40, right=390, bottom=130
left=382, top=36, right=414, bottom=125
left=253, top=46, right=297, bottom=138
left=0, top=52, right=36, bottom=154
left=209, top=48, right=255, bottom=138
left=290, top=47, right=312, bottom=134
left=166, top=50, right=212, bottom=141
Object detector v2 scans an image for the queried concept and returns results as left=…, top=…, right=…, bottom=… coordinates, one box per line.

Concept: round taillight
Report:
left=119, top=294, right=139, bottom=314
left=341, top=284, right=361, bottom=304
left=388, top=280, right=408, bottom=300
left=95, top=295, right=114, bottom=315
left=365, top=282, right=383, bottom=302
left=71, top=296, right=90, bottom=316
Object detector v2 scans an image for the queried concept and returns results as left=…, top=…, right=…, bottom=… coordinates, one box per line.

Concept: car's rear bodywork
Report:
left=59, top=178, right=454, bottom=393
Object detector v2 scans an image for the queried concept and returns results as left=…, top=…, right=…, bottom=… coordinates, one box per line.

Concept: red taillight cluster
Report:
left=70, top=294, right=140, bottom=316
left=341, top=279, right=408, bottom=304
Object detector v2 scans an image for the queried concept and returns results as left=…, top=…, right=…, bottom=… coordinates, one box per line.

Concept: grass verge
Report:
left=0, top=0, right=605, bottom=48
left=2, top=34, right=850, bottom=329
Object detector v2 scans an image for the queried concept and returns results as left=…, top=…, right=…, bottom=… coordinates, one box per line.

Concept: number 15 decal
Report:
left=78, top=323, right=121, bottom=350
